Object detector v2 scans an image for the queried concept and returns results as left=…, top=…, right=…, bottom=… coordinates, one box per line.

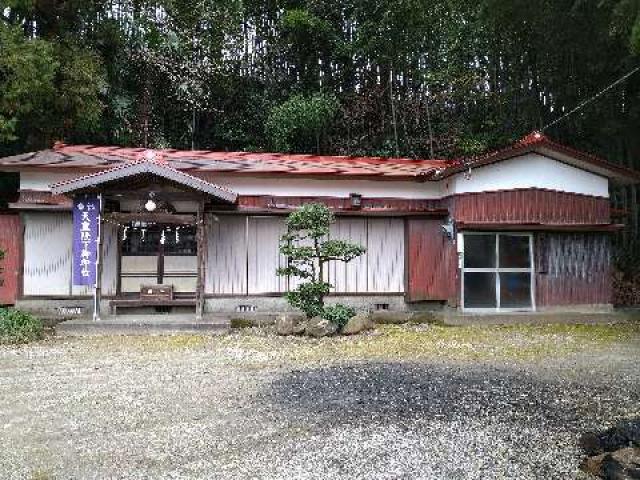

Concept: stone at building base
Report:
left=342, top=313, right=374, bottom=335
left=305, top=317, right=338, bottom=337
left=275, top=313, right=306, bottom=336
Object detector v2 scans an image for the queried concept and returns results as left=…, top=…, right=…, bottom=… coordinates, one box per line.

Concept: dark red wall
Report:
left=535, top=233, right=612, bottom=307
left=405, top=218, right=458, bottom=304
left=449, top=188, right=610, bottom=225
left=0, top=214, right=22, bottom=305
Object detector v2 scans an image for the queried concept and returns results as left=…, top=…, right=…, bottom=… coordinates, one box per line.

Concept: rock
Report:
left=602, top=447, right=640, bottom=480
left=342, top=313, right=374, bottom=335
left=581, top=452, right=606, bottom=477
left=304, top=316, right=337, bottom=338
left=581, top=420, right=640, bottom=456
left=276, top=314, right=305, bottom=336
left=581, top=448, right=640, bottom=479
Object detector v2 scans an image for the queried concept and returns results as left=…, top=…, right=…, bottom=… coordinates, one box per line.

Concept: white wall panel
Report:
left=206, top=215, right=247, bottom=294
left=101, top=222, right=118, bottom=296
left=366, top=218, right=405, bottom=293
left=204, top=214, right=405, bottom=296
left=24, top=213, right=119, bottom=297
left=444, top=153, right=610, bottom=198
left=247, top=217, right=287, bottom=294
left=23, top=212, right=72, bottom=295
left=329, top=218, right=368, bottom=293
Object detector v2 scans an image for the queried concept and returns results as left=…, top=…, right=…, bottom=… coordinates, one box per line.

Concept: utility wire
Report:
left=542, top=65, right=640, bottom=132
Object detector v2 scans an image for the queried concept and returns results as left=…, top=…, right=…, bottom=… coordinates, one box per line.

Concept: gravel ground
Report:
left=0, top=324, right=638, bottom=480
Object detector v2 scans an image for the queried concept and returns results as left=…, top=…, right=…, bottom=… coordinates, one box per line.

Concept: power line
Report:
left=542, top=65, right=640, bottom=132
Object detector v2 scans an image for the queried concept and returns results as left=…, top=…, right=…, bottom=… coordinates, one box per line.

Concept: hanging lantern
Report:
left=175, top=226, right=180, bottom=244
left=122, top=226, right=129, bottom=241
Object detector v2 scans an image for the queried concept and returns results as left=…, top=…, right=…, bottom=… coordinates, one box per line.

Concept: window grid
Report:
left=461, top=232, right=535, bottom=312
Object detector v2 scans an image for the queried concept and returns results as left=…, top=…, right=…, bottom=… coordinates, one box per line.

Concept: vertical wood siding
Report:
left=535, top=233, right=612, bottom=306
left=0, top=214, right=21, bottom=304
left=406, top=218, right=458, bottom=303
left=450, top=189, right=611, bottom=224
left=23, top=212, right=117, bottom=296
left=247, top=217, right=288, bottom=294
left=366, top=218, right=405, bottom=292
left=329, top=218, right=368, bottom=293
left=205, top=215, right=405, bottom=295
left=206, top=215, right=248, bottom=294
left=24, top=212, right=73, bottom=295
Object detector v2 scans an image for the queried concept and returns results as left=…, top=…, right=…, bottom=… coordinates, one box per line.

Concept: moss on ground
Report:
left=60, top=322, right=640, bottom=364
left=215, top=322, right=640, bottom=364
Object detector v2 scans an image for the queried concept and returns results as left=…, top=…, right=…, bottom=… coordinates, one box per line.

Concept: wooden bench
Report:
left=110, top=285, right=196, bottom=315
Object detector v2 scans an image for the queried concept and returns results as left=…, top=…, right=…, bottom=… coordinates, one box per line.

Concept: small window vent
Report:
left=374, top=303, right=390, bottom=311
left=56, top=306, right=85, bottom=316
left=236, top=304, right=257, bottom=313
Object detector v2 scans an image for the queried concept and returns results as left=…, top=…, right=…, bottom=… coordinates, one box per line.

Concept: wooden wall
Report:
left=535, top=233, right=612, bottom=307
left=0, top=214, right=22, bottom=305
left=405, top=218, right=457, bottom=303
left=449, top=188, right=610, bottom=224
left=206, top=214, right=404, bottom=295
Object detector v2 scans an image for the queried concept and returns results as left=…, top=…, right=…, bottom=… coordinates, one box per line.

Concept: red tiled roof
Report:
left=0, top=133, right=637, bottom=183
left=0, top=144, right=453, bottom=180
left=441, top=131, right=640, bottom=183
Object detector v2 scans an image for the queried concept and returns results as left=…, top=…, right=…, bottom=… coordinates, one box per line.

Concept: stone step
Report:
left=56, top=315, right=230, bottom=336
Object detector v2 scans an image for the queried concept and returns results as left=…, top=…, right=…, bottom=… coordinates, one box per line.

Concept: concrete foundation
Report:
left=15, top=296, right=633, bottom=327
left=56, top=314, right=230, bottom=336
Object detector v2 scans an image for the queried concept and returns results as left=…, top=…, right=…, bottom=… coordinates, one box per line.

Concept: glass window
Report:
left=500, top=272, right=532, bottom=308
left=462, top=233, right=534, bottom=310
left=499, top=235, right=531, bottom=268
left=464, top=234, right=496, bottom=268
left=464, top=272, right=497, bottom=308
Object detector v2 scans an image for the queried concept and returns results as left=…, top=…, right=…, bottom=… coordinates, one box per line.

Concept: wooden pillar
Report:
left=195, top=200, right=206, bottom=320
left=93, top=194, right=104, bottom=321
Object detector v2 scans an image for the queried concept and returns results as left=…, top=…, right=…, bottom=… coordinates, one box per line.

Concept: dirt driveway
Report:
left=1, top=324, right=638, bottom=479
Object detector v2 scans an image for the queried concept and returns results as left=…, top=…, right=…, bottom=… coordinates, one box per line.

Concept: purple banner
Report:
left=72, top=195, right=99, bottom=286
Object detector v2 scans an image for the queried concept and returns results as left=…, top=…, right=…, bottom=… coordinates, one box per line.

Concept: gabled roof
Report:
left=50, top=157, right=238, bottom=203
left=438, top=132, right=640, bottom=184
left=0, top=132, right=638, bottom=184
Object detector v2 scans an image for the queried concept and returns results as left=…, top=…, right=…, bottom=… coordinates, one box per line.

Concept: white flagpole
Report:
left=93, top=194, right=103, bottom=321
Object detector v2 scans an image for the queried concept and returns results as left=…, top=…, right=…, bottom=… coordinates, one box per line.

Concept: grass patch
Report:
left=82, top=334, right=208, bottom=352
left=215, top=322, right=640, bottom=364
left=0, top=308, right=43, bottom=344
left=230, top=318, right=255, bottom=329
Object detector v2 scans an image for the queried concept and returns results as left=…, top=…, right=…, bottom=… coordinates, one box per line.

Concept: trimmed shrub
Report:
left=322, top=304, right=355, bottom=330
left=0, top=308, right=43, bottom=344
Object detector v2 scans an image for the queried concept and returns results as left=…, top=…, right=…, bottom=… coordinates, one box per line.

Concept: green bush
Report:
left=322, top=304, right=355, bottom=330
left=0, top=308, right=43, bottom=344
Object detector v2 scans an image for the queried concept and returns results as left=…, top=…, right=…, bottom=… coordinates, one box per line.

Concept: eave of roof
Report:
left=456, top=221, right=624, bottom=232
left=0, top=143, right=451, bottom=180
left=0, top=132, right=637, bottom=184
left=437, top=132, right=640, bottom=184
left=50, top=158, right=238, bottom=203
